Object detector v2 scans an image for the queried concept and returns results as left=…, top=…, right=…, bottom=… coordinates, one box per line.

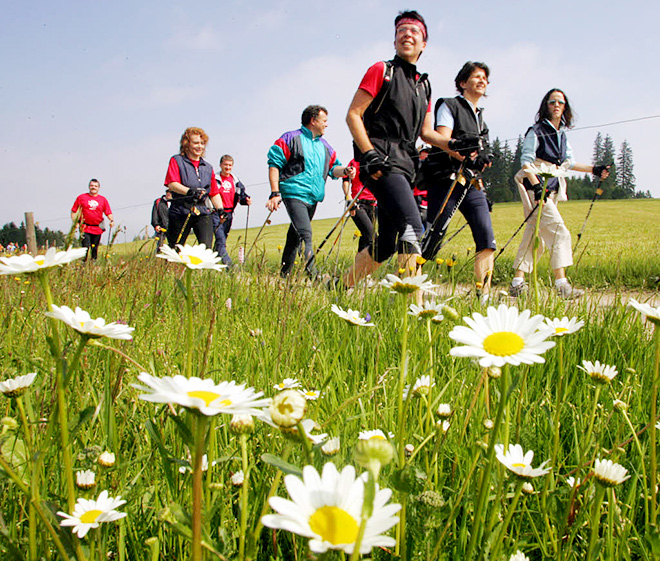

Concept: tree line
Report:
left=482, top=132, right=652, bottom=202
left=0, top=222, right=66, bottom=248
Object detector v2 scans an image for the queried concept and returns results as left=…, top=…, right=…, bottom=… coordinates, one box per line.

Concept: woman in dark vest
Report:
left=509, top=89, right=610, bottom=300
left=164, top=127, right=223, bottom=248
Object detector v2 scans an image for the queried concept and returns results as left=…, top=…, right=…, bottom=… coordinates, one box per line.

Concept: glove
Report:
left=187, top=188, right=204, bottom=201
left=360, top=150, right=392, bottom=177
left=448, top=135, right=481, bottom=156
left=344, top=198, right=354, bottom=211
left=533, top=185, right=548, bottom=202
left=466, top=152, right=492, bottom=172
left=486, top=198, right=494, bottom=213
left=215, top=208, right=229, bottom=221
left=593, top=164, right=610, bottom=179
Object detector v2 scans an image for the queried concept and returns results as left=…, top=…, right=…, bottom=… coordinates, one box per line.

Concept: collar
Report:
left=543, top=118, right=564, bottom=132
left=393, top=55, right=419, bottom=77
left=301, top=125, right=321, bottom=140
left=458, top=95, right=483, bottom=115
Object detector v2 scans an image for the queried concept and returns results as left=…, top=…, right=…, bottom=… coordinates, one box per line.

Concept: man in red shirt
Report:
left=71, top=179, right=114, bottom=261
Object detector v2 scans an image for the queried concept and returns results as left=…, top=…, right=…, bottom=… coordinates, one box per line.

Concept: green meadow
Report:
left=0, top=198, right=659, bottom=560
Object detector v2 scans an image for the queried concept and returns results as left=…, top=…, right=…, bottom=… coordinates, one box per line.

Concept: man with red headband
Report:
left=338, top=10, right=445, bottom=289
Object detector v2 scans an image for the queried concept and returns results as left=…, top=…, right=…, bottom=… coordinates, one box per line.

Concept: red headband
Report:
left=396, top=18, right=427, bottom=40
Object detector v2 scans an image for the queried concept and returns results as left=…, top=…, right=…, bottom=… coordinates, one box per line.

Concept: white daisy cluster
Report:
left=157, top=243, right=226, bottom=271
left=0, top=247, right=87, bottom=275
left=46, top=305, right=135, bottom=340
left=330, top=304, right=374, bottom=327
left=262, top=463, right=401, bottom=555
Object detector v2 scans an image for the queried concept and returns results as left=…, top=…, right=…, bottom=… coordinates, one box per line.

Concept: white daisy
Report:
left=436, top=403, right=452, bottom=418
left=157, top=243, right=226, bottom=271
left=330, top=304, right=374, bottom=327
left=509, top=551, right=530, bottom=561
left=380, top=273, right=436, bottom=295
left=566, top=476, right=580, bottom=488
left=403, top=375, right=434, bottom=399
left=0, top=372, right=37, bottom=398
left=261, top=462, right=401, bottom=555
left=97, top=451, right=116, bottom=467
left=578, top=360, right=618, bottom=384
left=231, top=470, right=245, bottom=486
left=45, top=305, right=135, bottom=340
left=495, top=443, right=551, bottom=479
left=628, top=298, right=660, bottom=326
left=593, top=458, right=630, bottom=487
left=57, top=490, right=127, bottom=538
left=448, top=304, right=555, bottom=368
left=269, top=389, right=307, bottom=428
left=408, top=302, right=444, bottom=320
left=273, top=378, right=300, bottom=391
left=358, top=429, right=394, bottom=441
left=0, top=247, right=87, bottom=275
left=321, top=437, right=341, bottom=456
left=75, top=470, right=96, bottom=490
left=133, top=373, right=270, bottom=416
left=298, top=419, right=329, bottom=445
left=300, top=389, right=321, bottom=401
left=544, top=316, right=585, bottom=337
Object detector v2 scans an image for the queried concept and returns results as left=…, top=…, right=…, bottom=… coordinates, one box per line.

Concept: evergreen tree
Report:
left=600, top=134, right=618, bottom=197
left=592, top=132, right=603, bottom=166
left=616, top=140, right=636, bottom=196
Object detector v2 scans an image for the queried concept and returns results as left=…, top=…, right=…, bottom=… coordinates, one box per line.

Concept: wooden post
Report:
left=25, top=212, right=38, bottom=255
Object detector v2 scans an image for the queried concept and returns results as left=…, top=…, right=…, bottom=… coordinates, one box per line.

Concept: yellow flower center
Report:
left=369, top=435, right=386, bottom=440
left=555, top=327, right=569, bottom=334
left=511, top=463, right=527, bottom=468
left=187, top=390, right=231, bottom=408
left=187, top=255, right=204, bottom=265
left=308, top=506, right=359, bottom=545
left=35, top=256, right=45, bottom=266
left=483, top=332, right=525, bottom=357
left=80, top=509, right=103, bottom=524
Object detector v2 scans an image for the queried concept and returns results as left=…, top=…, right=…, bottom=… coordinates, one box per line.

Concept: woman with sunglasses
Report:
left=508, top=88, right=609, bottom=300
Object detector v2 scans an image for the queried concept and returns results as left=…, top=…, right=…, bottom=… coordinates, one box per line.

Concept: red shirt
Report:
left=164, top=157, right=219, bottom=196
left=217, top=174, right=236, bottom=211
left=348, top=159, right=376, bottom=201
left=71, top=193, right=112, bottom=235
left=359, top=61, right=432, bottom=112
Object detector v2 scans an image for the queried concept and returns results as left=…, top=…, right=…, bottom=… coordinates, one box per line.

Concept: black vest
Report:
left=170, top=155, right=214, bottom=216
left=424, top=96, right=489, bottom=180
left=522, top=121, right=567, bottom=192
left=360, top=56, right=431, bottom=181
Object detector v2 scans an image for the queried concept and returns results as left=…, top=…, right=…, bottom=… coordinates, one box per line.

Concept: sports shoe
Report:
left=555, top=282, right=584, bottom=300
left=508, top=281, right=528, bottom=297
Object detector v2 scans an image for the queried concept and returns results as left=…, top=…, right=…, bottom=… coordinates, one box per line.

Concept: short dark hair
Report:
left=455, top=62, right=490, bottom=94
left=89, top=178, right=100, bottom=187
left=394, top=10, right=428, bottom=40
left=301, top=105, right=328, bottom=126
left=220, top=154, right=234, bottom=164
left=536, top=88, right=574, bottom=128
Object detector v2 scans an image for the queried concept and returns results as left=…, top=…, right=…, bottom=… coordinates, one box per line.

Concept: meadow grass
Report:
left=0, top=198, right=659, bottom=560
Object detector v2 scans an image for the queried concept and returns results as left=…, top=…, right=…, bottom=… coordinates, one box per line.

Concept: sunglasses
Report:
left=548, top=100, right=565, bottom=106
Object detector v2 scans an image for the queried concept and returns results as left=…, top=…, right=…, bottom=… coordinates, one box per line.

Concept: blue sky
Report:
left=2, top=0, right=659, bottom=240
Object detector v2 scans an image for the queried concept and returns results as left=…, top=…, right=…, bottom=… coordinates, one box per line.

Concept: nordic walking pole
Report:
left=245, top=206, right=277, bottom=262
left=573, top=180, right=604, bottom=255
left=175, top=207, right=199, bottom=246
left=303, top=185, right=368, bottom=271
left=493, top=202, right=540, bottom=263
left=243, top=205, right=250, bottom=256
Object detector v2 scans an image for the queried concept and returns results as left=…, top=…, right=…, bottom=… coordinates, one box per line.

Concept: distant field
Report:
left=126, top=199, right=659, bottom=289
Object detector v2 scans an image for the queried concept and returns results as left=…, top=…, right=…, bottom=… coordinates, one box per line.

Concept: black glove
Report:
left=187, top=188, right=204, bottom=201
left=486, top=198, right=494, bottom=213
left=533, top=185, right=549, bottom=202
left=360, top=150, right=392, bottom=177
left=215, top=208, right=229, bottom=221
left=448, top=135, right=481, bottom=156
left=466, top=152, right=492, bottom=172
left=593, top=164, right=610, bottom=179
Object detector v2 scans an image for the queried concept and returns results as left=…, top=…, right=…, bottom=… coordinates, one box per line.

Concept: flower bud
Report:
left=488, top=366, right=502, bottom=379
left=522, top=482, right=534, bottom=494
left=230, top=470, right=245, bottom=486
left=269, top=389, right=306, bottom=428
left=75, top=470, right=96, bottom=490
left=354, top=437, right=394, bottom=472
left=441, top=305, right=459, bottom=321
left=230, top=413, right=255, bottom=434
left=1, top=416, right=18, bottom=430
left=98, top=451, right=116, bottom=467
left=321, top=436, right=341, bottom=456
left=436, top=403, right=452, bottom=418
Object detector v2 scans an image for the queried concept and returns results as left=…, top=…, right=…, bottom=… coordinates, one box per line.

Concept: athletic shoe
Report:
left=508, top=281, right=528, bottom=297
left=556, top=283, right=584, bottom=300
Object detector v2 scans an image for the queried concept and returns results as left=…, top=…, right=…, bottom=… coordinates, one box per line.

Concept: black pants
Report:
left=167, top=211, right=213, bottom=248
left=351, top=201, right=377, bottom=253
left=82, top=232, right=102, bottom=261
left=281, top=198, right=317, bottom=278
left=423, top=178, right=496, bottom=260
left=366, top=173, right=423, bottom=263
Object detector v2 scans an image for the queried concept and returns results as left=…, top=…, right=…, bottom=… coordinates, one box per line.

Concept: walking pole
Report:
left=243, top=205, right=250, bottom=257
left=303, top=185, right=368, bottom=271
left=573, top=180, right=604, bottom=255
left=492, top=202, right=540, bottom=264
left=175, top=207, right=198, bottom=246
left=245, top=207, right=277, bottom=262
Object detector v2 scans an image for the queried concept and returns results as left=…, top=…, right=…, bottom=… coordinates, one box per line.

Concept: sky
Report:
left=2, top=0, right=659, bottom=242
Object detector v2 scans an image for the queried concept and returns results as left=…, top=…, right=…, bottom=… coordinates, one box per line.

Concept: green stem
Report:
left=238, top=433, right=249, bottom=561
left=581, top=385, right=602, bottom=475
left=296, top=421, right=313, bottom=465
left=466, top=364, right=509, bottom=560
left=65, top=336, right=90, bottom=386
left=531, top=178, right=548, bottom=313
left=395, top=298, right=410, bottom=560
left=490, top=480, right=525, bottom=560
left=586, top=485, right=606, bottom=560
left=16, top=396, right=37, bottom=560
left=192, top=414, right=208, bottom=561
left=186, top=268, right=193, bottom=379
left=620, top=407, right=650, bottom=529
left=650, top=326, right=660, bottom=525
left=89, top=339, right=150, bottom=372
left=56, top=357, right=76, bottom=512
left=348, top=472, right=375, bottom=561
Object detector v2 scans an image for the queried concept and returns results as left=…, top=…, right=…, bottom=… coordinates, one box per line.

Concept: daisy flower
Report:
left=269, top=389, right=307, bottom=427
left=97, top=451, right=116, bottom=467
left=57, top=490, right=127, bottom=538
left=292, top=419, right=328, bottom=445
left=231, top=470, right=245, bottom=486
left=628, top=298, right=660, bottom=326
left=157, top=243, right=226, bottom=271
left=436, top=403, right=452, bottom=418
left=510, top=551, right=530, bottom=561
left=495, top=443, right=551, bottom=479
left=566, top=476, right=580, bottom=488
left=0, top=247, right=87, bottom=275
left=544, top=316, right=585, bottom=337
left=45, top=305, right=135, bottom=340
left=448, top=304, right=555, bottom=368
left=408, top=301, right=445, bottom=321
left=330, top=304, right=374, bottom=327
left=133, top=373, right=270, bottom=416
left=0, top=372, right=37, bottom=398
left=380, top=273, right=436, bottom=295
left=321, top=436, right=341, bottom=456
left=403, top=375, right=434, bottom=399
left=261, top=462, right=401, bottom=554
left=358, top=429, right=394, bottom=441
left=578, top=360, right=618, bottom=384
left=273, top=378, right=300, bottom=391
left=75, top=470, right=96, bottom=490
left=592, top=458, right=630, bottom=487
left=300, top=389, right=321, bottom=401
